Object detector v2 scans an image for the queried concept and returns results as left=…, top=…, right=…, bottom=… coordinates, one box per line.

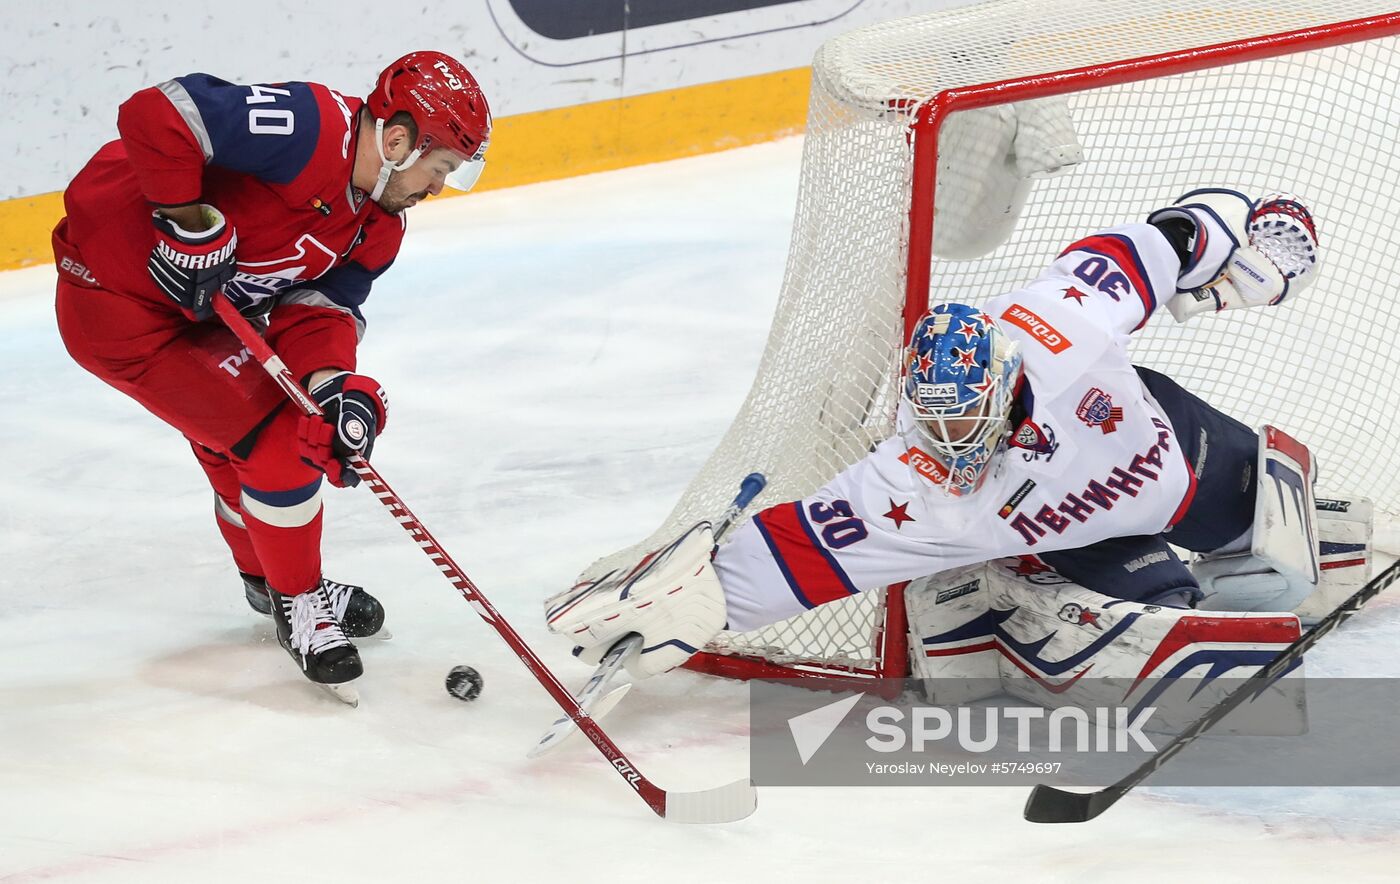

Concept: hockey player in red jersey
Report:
left=54, top=52, right=490, bottom=696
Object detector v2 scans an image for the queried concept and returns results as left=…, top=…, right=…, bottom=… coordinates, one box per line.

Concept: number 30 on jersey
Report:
left=809, top=499, right=868, bottom=549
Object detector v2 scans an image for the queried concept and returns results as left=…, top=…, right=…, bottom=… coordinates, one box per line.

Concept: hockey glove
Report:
left=546, top=523, right=727, bottom=679
left=298, top=372, right=390, bottom=488
left=1147, top=189, right=1319, bottom=321
left=147, top=204, right=238, bottom=321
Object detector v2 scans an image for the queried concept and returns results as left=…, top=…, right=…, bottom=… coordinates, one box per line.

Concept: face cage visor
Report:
left=901, top=380, right=1013, bottom=496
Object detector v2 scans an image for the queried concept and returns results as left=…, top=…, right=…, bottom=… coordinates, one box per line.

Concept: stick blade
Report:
left=1023, top=784, right=1112, bottom=824
left=663, top=778, right=758, bottom=824
left=527, top=684, right=633, bottom=759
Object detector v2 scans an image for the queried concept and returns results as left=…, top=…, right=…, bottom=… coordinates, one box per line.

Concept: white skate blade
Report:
left=319, top=682, right=360, bottom=708
left=527, top=684, right=632, bottom=758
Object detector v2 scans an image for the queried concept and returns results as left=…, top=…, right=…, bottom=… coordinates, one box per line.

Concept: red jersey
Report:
left=58, top=74, right=406, bottom=379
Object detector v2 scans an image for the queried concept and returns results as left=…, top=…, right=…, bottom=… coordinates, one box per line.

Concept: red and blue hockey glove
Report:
left=147, top=204, right=238, bottom=321
left=298, top=372, right=390, bottom=488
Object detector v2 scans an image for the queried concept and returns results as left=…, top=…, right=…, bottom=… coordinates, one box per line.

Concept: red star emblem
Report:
left=1077, top=608, right=1102, bottom=629
left=952, top=347, right=977, bottom=368
left=1010, top=556, right=1053, bottom=577
left=884, top=499, right=915, bottom=529
left=976, top=313, right=994, bottom=327
left=1062, top=286, right=1089, bottom=304
left=955, top=320, right=981, bottom=343
left=968, top=374, right=996, bottom=396
left=917, top=352, right=934, bottom=373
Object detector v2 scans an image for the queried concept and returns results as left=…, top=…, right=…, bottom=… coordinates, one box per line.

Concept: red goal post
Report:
left=582, top=0, right=1400, bottom=691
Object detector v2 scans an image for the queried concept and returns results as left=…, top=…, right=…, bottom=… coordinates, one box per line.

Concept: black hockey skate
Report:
left=267, top=582, right=363, bottom=705
left=243, top=573, right=386, bottom=638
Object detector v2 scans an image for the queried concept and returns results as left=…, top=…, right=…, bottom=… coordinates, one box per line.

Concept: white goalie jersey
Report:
left=715, top=222, right=1198, bottom=632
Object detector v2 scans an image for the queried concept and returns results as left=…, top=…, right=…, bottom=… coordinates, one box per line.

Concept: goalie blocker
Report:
left=545, top=523, right=728, bottom=679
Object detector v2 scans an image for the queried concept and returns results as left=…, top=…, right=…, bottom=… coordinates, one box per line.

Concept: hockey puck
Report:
left=445, top=665, right=483, bottom=702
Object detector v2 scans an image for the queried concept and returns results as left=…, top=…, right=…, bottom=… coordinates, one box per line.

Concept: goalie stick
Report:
left=528, top=473, right=767, bottom=758
left=213, top=297, right=757, bottom=824
left=1024, top=557, right=1400, bottom=824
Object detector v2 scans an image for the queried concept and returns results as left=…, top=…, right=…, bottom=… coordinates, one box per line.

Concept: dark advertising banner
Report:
left=507, top=0, right=809, bottom=39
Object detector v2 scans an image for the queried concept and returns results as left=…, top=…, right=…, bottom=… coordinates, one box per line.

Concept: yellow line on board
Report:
left=0, top=192, right=67, bottom=271
left=0, top=67, right=811, bottom=273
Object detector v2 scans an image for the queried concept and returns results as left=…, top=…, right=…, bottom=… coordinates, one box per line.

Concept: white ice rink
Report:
left=4, top=139, right=1400, bottom=882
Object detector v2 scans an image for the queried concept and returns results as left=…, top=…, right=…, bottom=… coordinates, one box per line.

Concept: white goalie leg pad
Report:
left=1253, top=426, right=1321, bottom=584
left=1012, top=97, right=1083, bottom=179
left=1293, top=498, right=1373, bottom=625
left=1150, top=189, right=1320, bottom=321
left=986, top=559, right=1305, bottom=735
left=906, top=564, right=1001, bottom=704
left=1192, top=553, right=1314, bottom=613
left=545, top=523, right=726, bottom=679
left=1195, top=425, right=1321, bottom=613
left=931, top=98, right=1082, bottom=260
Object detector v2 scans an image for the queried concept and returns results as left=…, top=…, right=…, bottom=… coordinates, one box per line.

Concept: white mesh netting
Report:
left=584, top=0, right=1400, bottom=675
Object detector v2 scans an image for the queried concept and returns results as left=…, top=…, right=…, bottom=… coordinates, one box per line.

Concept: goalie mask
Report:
left=901, top=303, right=1023, bottom=495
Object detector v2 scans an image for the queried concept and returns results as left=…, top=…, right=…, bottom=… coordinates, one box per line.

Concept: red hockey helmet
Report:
left=366, top=52, right=492, bottom=192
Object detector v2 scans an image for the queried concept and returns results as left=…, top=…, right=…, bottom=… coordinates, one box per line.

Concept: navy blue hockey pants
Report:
left=1035, top=366, right=1259, bottom=604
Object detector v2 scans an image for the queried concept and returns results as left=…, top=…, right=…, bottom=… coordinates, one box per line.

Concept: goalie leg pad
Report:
left=1294, top=498, right=1373, bottom=624
left=1251, top=425, right=1321, bottom=585
left=909, top=558, right=1306, bottom=734
left=1191, top=552, right=1314, bottom=613
left=906, top=565, right=1001, bottom=704
left=931, top=98, right=1082, bottom=260
left=1200, top=498, right=1372, bottom=625
left=545, top=523, right=726, bottom=679
left=987, top=561, right=1306, bottom=735
left=1193, top=424, right=1323, bottom=613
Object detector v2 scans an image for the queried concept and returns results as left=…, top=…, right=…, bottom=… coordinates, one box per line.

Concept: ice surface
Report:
left=3, top=139, right=1399, bottom=882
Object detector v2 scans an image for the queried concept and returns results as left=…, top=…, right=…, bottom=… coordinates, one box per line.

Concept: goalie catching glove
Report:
left=545, top=523, right=727, bottom=679
left=1148, top=188, right=1320, bottom=321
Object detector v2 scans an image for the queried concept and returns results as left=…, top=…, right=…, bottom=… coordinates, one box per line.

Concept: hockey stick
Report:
left=1024, top=557, right=1400, bottom=823
left=213, top=298, right=757, bottom=824
left=528, top=473, right=767, bottom=757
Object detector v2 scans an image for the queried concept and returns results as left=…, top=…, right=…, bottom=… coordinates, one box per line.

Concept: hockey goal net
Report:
left=585, top=0, right=1400, bottom=689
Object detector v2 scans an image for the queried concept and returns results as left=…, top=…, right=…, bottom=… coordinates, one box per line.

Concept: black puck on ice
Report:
left=445, top=665, right=483, bottom=701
